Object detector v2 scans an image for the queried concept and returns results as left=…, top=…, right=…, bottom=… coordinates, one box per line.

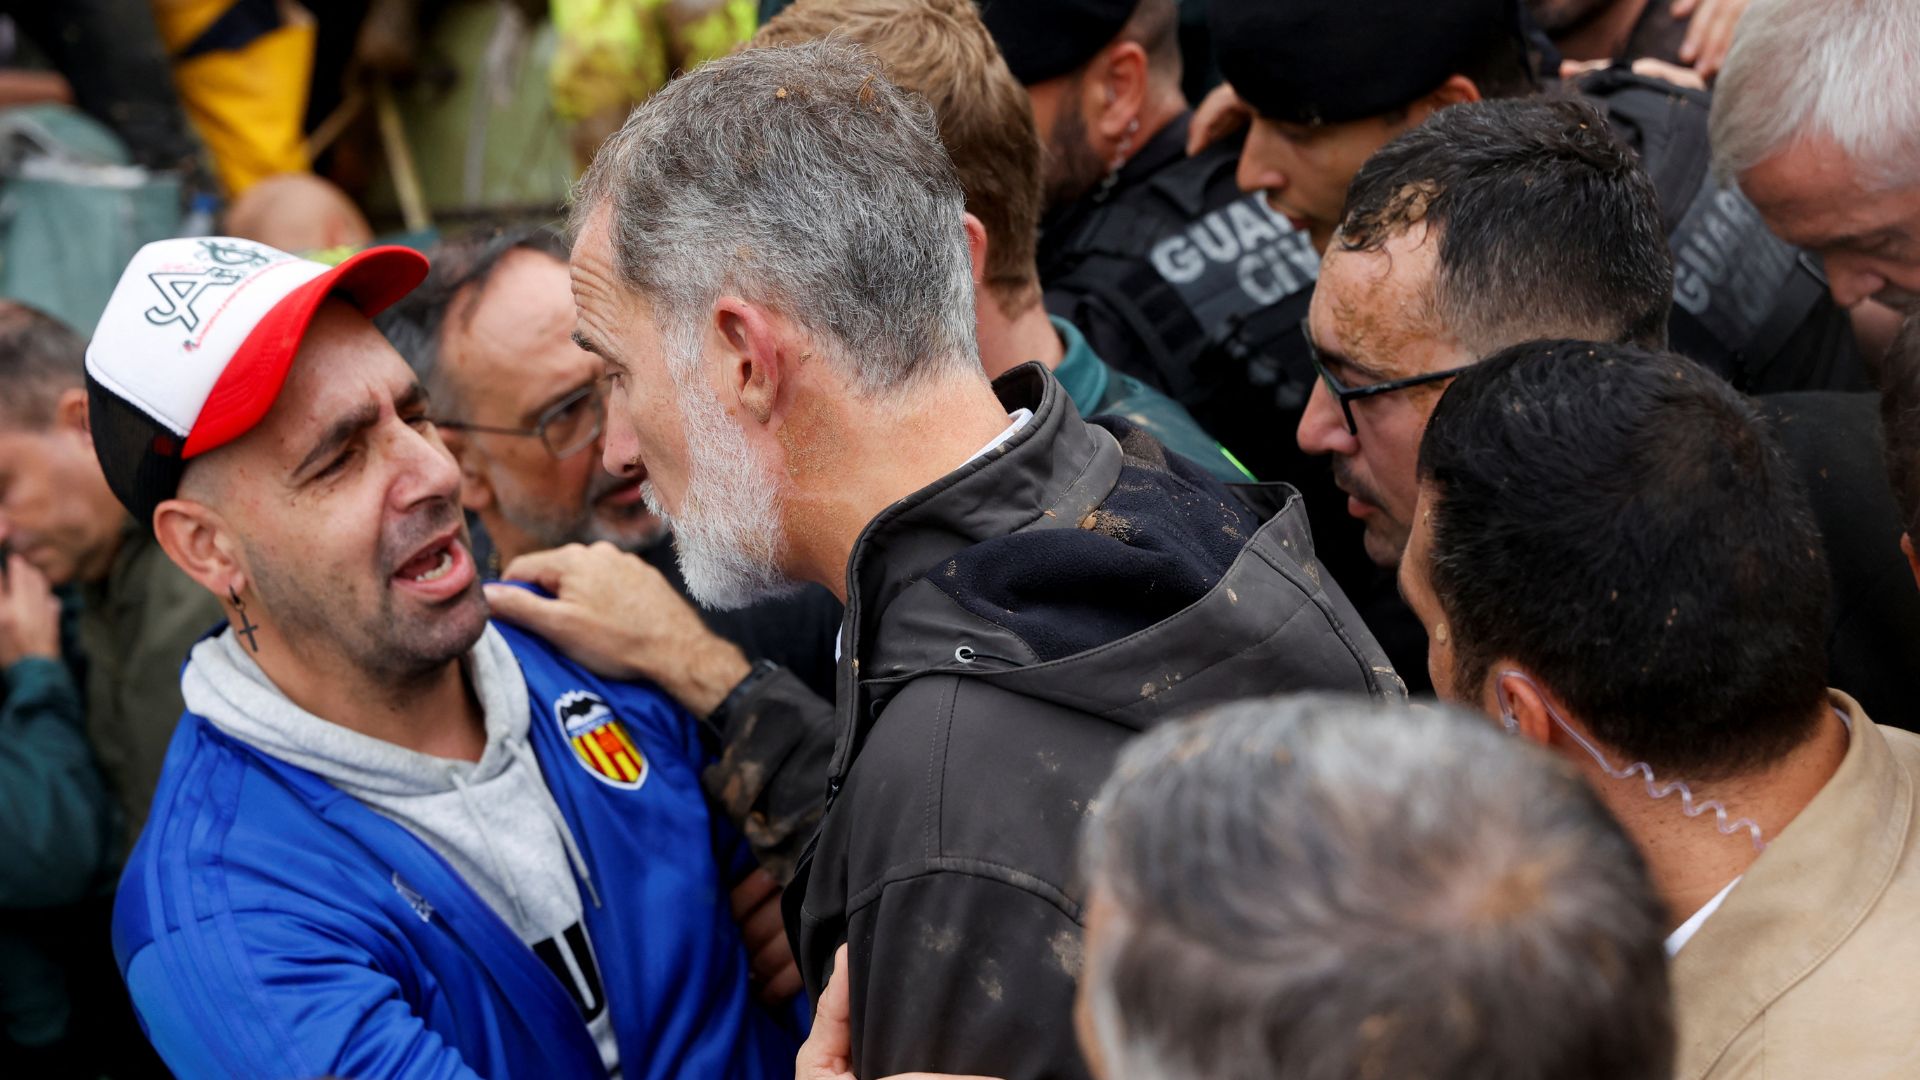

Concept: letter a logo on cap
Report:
left=144, top=267, right=245, bottom=332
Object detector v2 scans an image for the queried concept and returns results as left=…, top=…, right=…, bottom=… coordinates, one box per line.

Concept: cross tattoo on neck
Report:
left=234, top=604, right=261, bottom=652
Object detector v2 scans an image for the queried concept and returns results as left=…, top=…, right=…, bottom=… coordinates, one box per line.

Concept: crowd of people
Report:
left=3, top=0, right=1920, bottom=1078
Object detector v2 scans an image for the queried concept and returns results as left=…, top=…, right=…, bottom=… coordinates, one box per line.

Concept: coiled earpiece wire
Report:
left=1496, top=671, right=1767, bottom=852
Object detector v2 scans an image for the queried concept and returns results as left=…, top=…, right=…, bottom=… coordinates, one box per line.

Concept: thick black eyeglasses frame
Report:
left=1301, top=317, right=1478, bottom=436
left=430, top=382, right=605, bottom=460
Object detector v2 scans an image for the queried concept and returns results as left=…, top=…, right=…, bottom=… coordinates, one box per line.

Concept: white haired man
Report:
left=489, top=41, right=1400, bottom=1080
left=1712, top=0, right=1920, bottom=318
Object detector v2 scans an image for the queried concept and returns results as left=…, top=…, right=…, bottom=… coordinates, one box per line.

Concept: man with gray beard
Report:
left=488, top=41, right=1399, bottom=1080
left=376, top=228, right=843, bottom=697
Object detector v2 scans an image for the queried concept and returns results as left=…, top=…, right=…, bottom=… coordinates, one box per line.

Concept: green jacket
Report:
left=1049, top=317, right=1254, bottom=484
left=76, top=525, right=224, bottom=845
left=0, top=656, right=112, bottom=908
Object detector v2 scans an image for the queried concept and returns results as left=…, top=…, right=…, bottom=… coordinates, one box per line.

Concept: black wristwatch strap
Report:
left=699, top=659, right=783, bottom=750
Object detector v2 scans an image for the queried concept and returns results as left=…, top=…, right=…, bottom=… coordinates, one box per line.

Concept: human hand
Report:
left=795, top=943, right=1002, bottom=1080
left=1560, top=56, right=1708, bottom=92
left=0, top=553, right=61, bottom=670
left=732, top=869, right=803, bottom=1003
left=484, top=542, right=752, bottom=716
left=1188, top=82, right=1252, bottom=157
left=1671, top=0, right=1749, bottom=81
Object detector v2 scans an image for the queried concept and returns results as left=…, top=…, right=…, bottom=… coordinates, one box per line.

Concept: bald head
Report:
left=224, top=174, right=375, bottom=256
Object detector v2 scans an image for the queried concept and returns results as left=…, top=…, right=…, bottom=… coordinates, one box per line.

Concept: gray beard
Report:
left=645, top=372, right=801, bottom=611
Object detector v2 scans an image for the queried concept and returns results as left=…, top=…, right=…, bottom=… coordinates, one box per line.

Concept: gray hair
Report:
left=1711, top=0, right=1920, bottom=189
left=571, top=40, right=980, bottom=398
left=0, top=300, right=87, bottom=431
left=1080, top=696, right=1674, bottom=1080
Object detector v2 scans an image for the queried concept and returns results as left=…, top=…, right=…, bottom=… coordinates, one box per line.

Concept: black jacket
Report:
left=1759, top=392, right=1920, bottom=730
left=784, top=365, right=1402, bottom=1080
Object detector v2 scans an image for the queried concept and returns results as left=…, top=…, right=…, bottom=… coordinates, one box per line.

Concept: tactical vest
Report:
left=1040, top=133, right=1325, bottom=488
left=1042, top=81, right=1866, bottom=493
left=1577, top=67, right=1867, bottom=394
left=1039, top=128, right=1390, bottom=639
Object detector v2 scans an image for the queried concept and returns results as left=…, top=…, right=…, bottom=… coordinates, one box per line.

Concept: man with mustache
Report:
left=495, top=42, right=1397, bottom=1080
left=378, top=227, right=845, bottom=881
left=95, top=237, right=802, bottom=1078
left=376, top=228, right=844, bottom=702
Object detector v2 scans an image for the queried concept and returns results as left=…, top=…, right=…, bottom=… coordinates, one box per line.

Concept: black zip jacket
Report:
left=781, top=365, right=1403, bottom=1079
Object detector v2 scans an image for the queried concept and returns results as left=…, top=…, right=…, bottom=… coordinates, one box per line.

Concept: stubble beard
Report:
left=245, top=500, right=488, bottom=686
left=1044, top=102, right=1113, bottom=215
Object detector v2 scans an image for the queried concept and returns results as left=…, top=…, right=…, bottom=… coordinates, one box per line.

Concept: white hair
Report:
left=1711, top=0, right=1920, bottom=189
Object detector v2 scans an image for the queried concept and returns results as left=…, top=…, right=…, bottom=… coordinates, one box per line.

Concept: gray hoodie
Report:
left=182, top=625, right=622, bottom=1075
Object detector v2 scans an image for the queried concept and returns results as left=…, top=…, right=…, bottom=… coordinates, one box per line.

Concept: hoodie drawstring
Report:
left=448, top=766, right=535, bottom=932
left=508, top=740, right=602, bottom=910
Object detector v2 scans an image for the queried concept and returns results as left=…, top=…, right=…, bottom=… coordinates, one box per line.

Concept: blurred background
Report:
left=0, top=0, right=776, bottom=339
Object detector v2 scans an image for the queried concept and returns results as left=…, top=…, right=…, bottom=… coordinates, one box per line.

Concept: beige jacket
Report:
left=1673, top=692, right=1920, bottom=1079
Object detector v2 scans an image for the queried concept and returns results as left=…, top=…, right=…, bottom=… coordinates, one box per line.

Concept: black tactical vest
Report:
left=1039, top=118, right=1326, bottom=487
left=1040, top=95, right=1870, bottom=692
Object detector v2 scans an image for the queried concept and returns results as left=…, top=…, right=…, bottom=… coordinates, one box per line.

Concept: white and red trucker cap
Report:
left=86, top=236, right=428, bottom=526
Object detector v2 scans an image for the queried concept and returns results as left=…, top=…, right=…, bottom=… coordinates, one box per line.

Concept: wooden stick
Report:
left=372, top=78, right=430, bottom=232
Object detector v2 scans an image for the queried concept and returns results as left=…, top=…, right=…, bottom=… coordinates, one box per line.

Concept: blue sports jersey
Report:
left=112, top=620, right=801, bottom=1079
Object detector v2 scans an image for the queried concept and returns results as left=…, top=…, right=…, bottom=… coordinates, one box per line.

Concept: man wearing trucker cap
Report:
left=95, top=237, right=800, bottom=1079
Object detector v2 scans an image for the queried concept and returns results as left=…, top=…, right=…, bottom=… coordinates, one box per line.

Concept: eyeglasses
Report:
left=1302, top=317, right=1478, bottom=436
left=431, top=382, right=605, bottom=460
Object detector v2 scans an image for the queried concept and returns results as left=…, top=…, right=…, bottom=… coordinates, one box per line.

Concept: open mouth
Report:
left=391, top=531, right=475, bottom=600
left=399, top=543, right=457, bottom=582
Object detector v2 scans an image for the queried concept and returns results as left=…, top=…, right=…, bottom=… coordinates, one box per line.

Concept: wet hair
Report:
left=375, top=227, right=570, bottom=413
left=1081, top=695, right=1674, bottom=1080
left=572, top=40, right=978, bottom=399
left=1418, top=339, right=1832, bottom=780
left=0, top=300, right=87, bottom=431
left=1338, top=98, right=1672, bottom=355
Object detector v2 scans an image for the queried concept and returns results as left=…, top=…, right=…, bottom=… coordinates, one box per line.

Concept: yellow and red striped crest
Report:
left=553, top=690, right=648, bottom=791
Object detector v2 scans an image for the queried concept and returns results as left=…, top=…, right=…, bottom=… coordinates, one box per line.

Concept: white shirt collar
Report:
left=1666, top=875, right=1742, bottom=956
left=834, top=409, right=1034, bottom=664
left=965, top=408, right=1034, bottom=465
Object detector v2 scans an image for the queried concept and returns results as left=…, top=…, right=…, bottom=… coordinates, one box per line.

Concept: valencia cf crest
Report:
left=554, top=690, right=648, bottom=790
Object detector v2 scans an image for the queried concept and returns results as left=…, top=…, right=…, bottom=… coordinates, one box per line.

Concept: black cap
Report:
left=978, top=0, right=1140, bottom=86
left=1211, top=0, right=1523, bottom=126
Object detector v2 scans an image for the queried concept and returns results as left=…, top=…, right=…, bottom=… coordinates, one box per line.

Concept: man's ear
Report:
left=1087, top=41, right=1149, bottom=143
left=54, top=386, right=90, bottom=441
left=1487, top=664, right=1556, bottom=748
left=963, top=212, right=990, bottom=287
left=1408, top=74, right=1482, bottom=126
left=152, top=495, right=245, bottom=600
left=713, top=297, right=785, bottom=427
left=1903, top=532, right=1919, bottom=594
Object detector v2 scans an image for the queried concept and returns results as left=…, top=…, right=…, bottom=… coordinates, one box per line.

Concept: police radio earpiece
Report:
left=1494, top=670, right=1766, bottom=852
